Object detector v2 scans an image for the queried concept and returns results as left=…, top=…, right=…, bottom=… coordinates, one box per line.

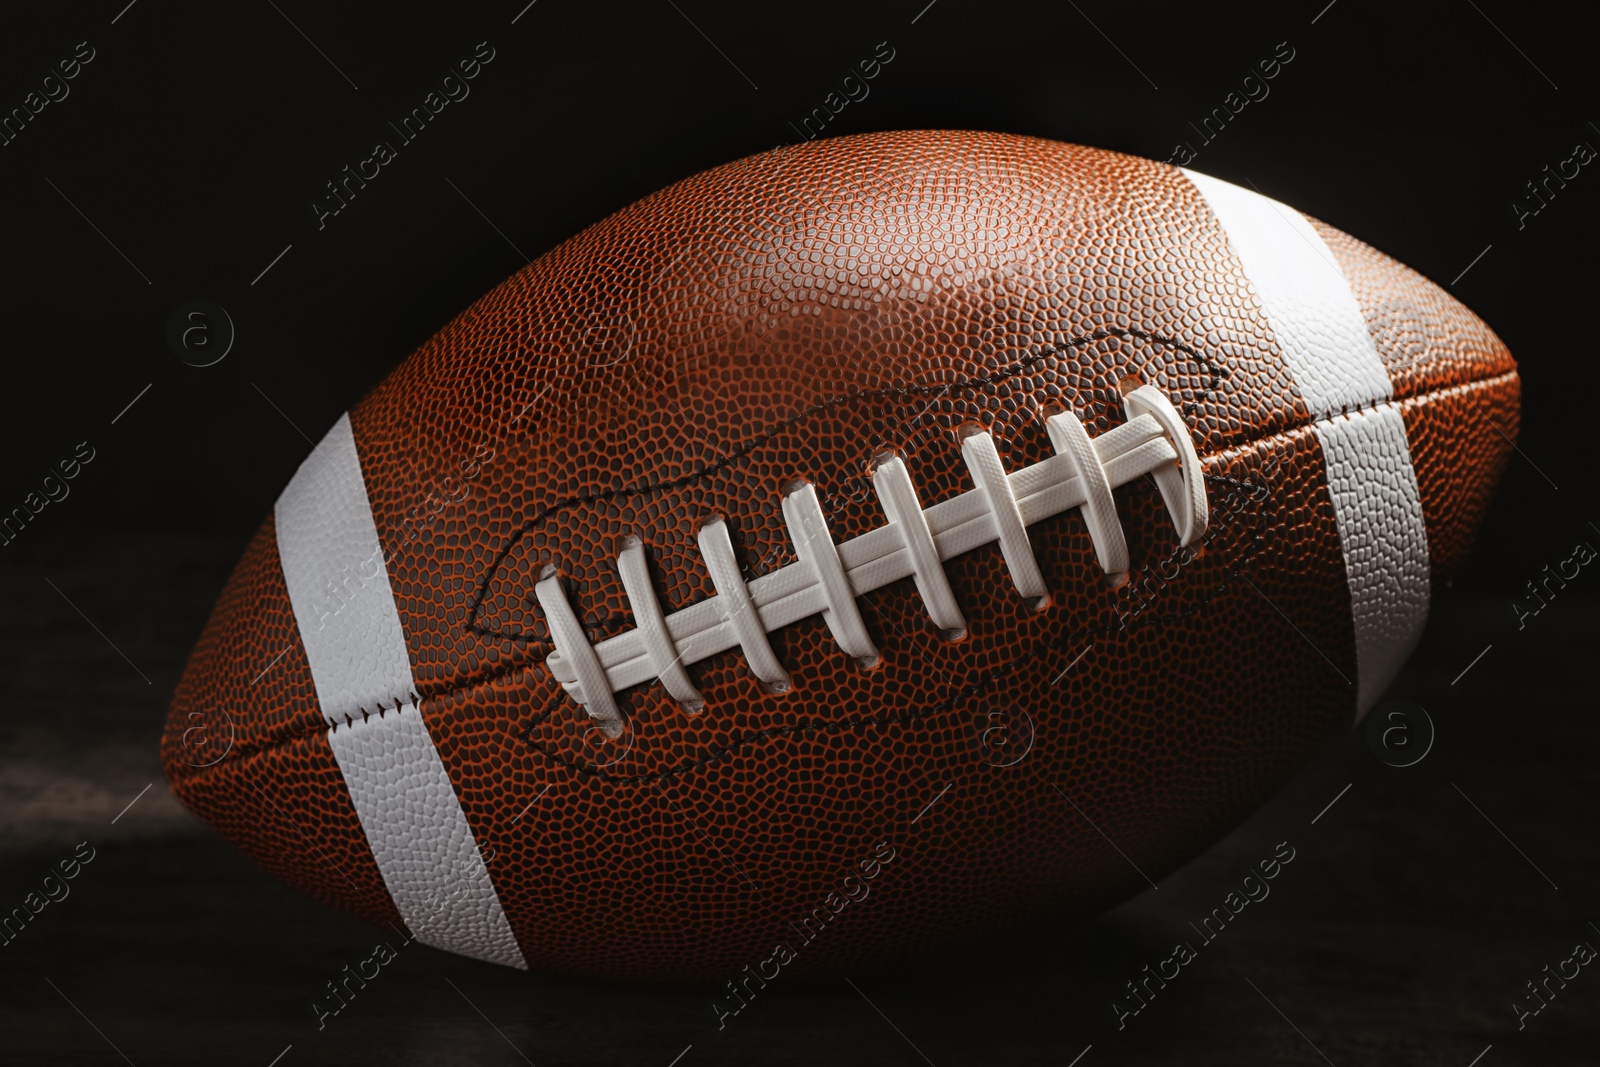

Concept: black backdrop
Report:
left=1, top=2, right=1595, bottom=1065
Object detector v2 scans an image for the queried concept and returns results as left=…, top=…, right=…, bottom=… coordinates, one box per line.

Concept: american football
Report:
left=163, top=129, right=1519, bottom=983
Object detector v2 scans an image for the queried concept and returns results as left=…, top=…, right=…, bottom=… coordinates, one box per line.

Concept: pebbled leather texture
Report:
left=276, top=412, right=523, bottom=967
left=1309, top=404, right=1431, bottom=717
left=163, top=131, right=1520, bottom=982
left=1182, top=169, right=1394, bottom=418
left=1183, top=171, right=1432, bottom=719
left=326, top=703, right=525, bottom=968
left=274, top=413, right=414, bottom=725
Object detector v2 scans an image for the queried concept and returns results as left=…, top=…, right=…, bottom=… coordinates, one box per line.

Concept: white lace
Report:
left=536, top=384, right=1207, bottom=736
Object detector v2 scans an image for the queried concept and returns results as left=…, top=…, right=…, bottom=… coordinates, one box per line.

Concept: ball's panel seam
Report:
left=274, top=410, right=527, bottom=969
left=1187, top=167, right=1431, bottom=723
left=326, top=701, right=529, bottom=968
left=1311, top=405, right=1431, bottom=719
left=170, top=368, right=1512, bottom=788
left=274, top=412, right=415, bottom=725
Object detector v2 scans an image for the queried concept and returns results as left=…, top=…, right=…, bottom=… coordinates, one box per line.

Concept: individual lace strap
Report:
left=697, top=516, right=790, bottom=691
left=534, top=566, right=625, bottom=737
left=538, top=384, right=1209, bottom=730
left=872, top=453, right=967, bottom=638
left=1045, top=406, right=1129, bottom=580
left=781, top=482, right=879, bottom=667
left=615, top=536, right=703, bottom=711
left=960, top=427, right=1047, bottom=601
left=1126, top=386, right=1207, bottom=545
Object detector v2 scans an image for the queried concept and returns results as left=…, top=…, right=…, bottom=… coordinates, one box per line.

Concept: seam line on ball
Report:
left=165, top=368, right=1517, bottom=782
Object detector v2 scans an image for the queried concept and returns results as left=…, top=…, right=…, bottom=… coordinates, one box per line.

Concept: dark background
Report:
left=1, top=1, right=1595, bottom=1064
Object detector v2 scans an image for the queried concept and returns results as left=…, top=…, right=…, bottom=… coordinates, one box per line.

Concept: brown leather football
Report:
left=163, top=130, right=1519, bottom=983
